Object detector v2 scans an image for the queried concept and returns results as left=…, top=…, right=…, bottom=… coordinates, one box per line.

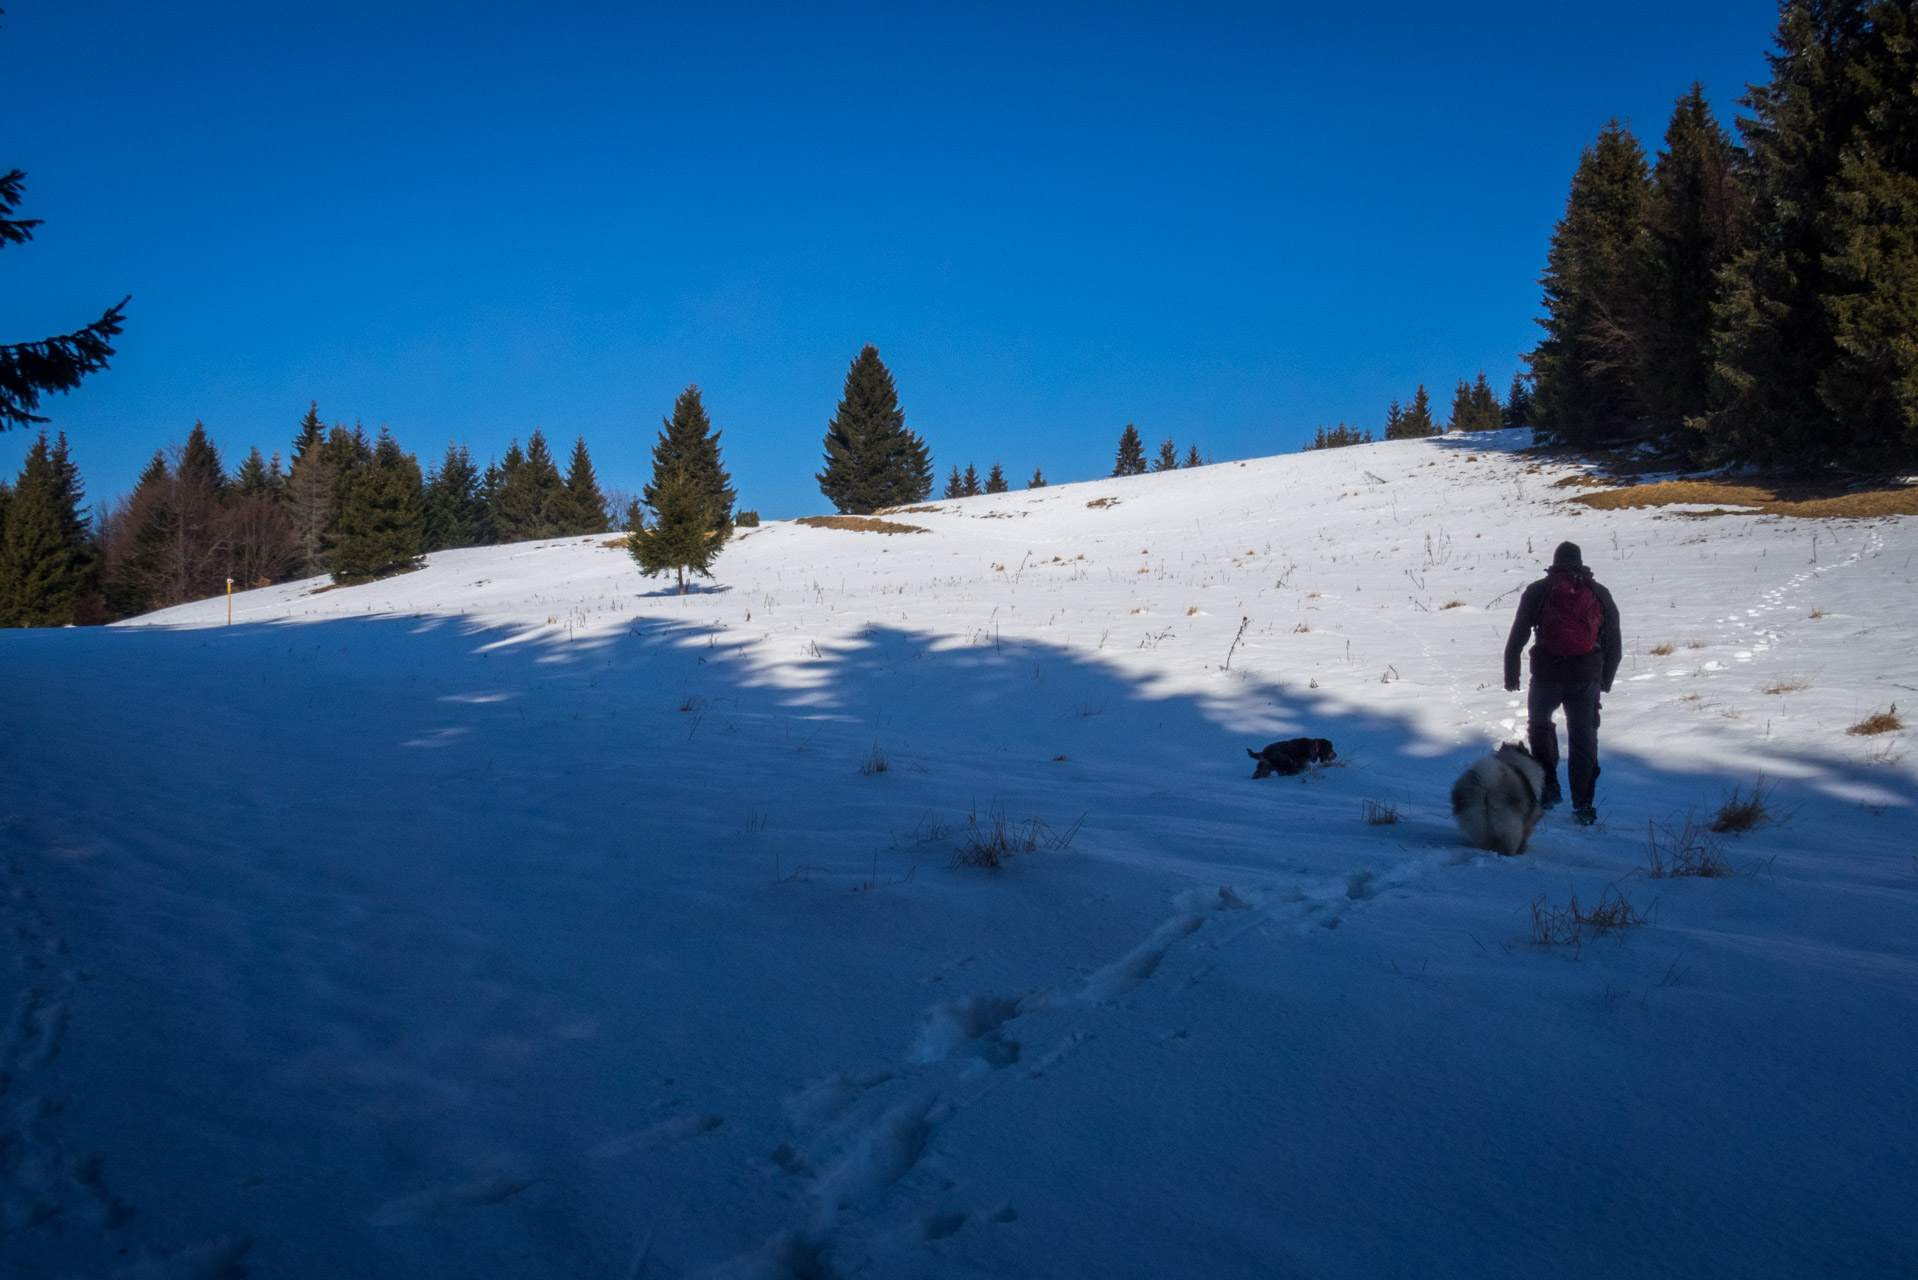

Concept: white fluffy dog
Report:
left=1451, top=743, right=1547, bottom=857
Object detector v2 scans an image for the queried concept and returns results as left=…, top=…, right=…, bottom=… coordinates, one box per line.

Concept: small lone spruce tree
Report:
left=1112, top=424, right=1147, bottom=476
left=816, top=346, right=932, bottom=513
left=646, top=386, right=733, bottom=534
left=1027, top=466, right=1047, bottom=489
left=630, top=463, right=725, bottom=593
left=562, top=435, right=610, bottom=535
left=1183, top=443, right=1202, bottom=468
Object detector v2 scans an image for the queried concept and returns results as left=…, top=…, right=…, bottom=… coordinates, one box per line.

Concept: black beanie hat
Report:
left=1553, top=541, right=1583, bottom=568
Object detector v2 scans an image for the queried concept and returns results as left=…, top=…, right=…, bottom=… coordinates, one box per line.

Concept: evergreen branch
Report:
left=0, top=296, right=129, bottom=429
left=0, top=168, right=43, bottom=247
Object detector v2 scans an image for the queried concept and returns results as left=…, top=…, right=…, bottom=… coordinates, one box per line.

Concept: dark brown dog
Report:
left=1248, top=737, right=1337, bottom=778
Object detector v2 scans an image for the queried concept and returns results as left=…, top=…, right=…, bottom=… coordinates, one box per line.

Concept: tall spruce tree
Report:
left=332, top=427, right=424, bottom=581
left=984, top=461, right=1008, bottom=493
left=630, top=462, right=726, bottom=593
left=1390, top=386, right=1438, bottom=438
left=961, top=463, right=983, bottom=497
left=1027, top=467, right=1047, bottom=489
left=1637, top=85, right=1749, bottom=455
left=1383, top=399, right=1404, bottom=438
left=646, top=387, right=733, bottom=533
left=283, top=405, right=336, bottom=576
left=1450, top=371, right=1504, bottom=432
left=178, top=421, right=226, bottom=497
left=943, top=464, right=965, bottom=499
left=0, top=431, right=93, bottom=625
left=562, top=436, right=610, bottom=534
left=492, top=430, right=566, bottom=541
left=0, top=168, right=127, bottom=431
left=1184, top=443, right=1203, bottom=468
left=424, top=442, right=491, bottom=550
left=1153, top=437, right=1179, bottom=471
left=1113, top=424, right=1147, bottom=476
left=233, top=446, right=277, bottom=500
left=1710, top=1, right=1918, bottom=469
left=1504, top=373, right=1534, bottom=428
left=817, top=347, right=932, bottom=513
left=1528, top=121, right=1653, bottom=445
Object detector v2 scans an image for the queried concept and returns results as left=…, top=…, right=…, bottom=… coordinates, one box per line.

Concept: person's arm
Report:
left=1504, top=582, right=1541, bottom=690
left=1596, top=583, right=1623, bottom=692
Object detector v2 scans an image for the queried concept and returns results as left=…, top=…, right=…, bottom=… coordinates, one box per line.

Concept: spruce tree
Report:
left=1709, top=1, right=1918, bottom=469
left=291, top=402, right=324, bottom=465
left=1630, top=85, right=1750, bottom=455
left=234, top=446, right=275, bottom=500
left=1446, top=379, right=1473, bottom=434
left=1450, top=371, right=1503, bottom=432
left=0, top=168, right=127, bottom=430
left=645, top=386, right=734, bottom=533
left=492, top=430, right=566, bottom=541
left=424, top=442, right=491, bottom=551
left=630, top=463, right=725, bottom=593
left=0, top=431, right=93, bottom=625
left=178, top=421, right=226, bottom=497
left=985, top=461, right=1008, bottom=493
left=1184, top=444, right=1202, bottom=468
left=816, top=346, right=933, bottom=513
left=332, top=427, right=424, bottom=581
left=943, top=464, right=965, bottom=499
left=1153, top=437, right=1179, bottom=471
left=1383, top=400, right=1404, bottom=437
left=1504, top=373, right=1534, bottom=428
left=562, top=436, right=610, bottom=534
left=1390, top=386, right=1438, bottom=438
left=961, top=463, right=983, bottom=497
left=1528, top=121, right=1653, bottom=445
left=1304, top=423, right=1373, bottom=451
left=1113, top=424, right=1147, bottom=476
left=1027, top=467, right=1047, bottom=489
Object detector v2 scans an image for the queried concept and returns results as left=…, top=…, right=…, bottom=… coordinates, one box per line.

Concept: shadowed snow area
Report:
left=3, top=435, right=1915, bottom=1277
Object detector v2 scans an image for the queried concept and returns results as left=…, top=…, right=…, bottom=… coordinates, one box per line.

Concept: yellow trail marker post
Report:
left=226, top=577, right=233, bottom=625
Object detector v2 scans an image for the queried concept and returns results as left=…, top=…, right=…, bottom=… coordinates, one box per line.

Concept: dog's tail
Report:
left=1247, top=748, right=1262, bottom=760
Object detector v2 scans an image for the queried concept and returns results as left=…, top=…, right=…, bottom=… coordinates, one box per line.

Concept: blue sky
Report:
left=6, top=1, right=1779, bottom=518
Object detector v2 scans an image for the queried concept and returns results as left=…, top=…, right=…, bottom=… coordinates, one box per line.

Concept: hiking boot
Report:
left=1540, top=776, right=1564, bottom=809
left=1573, top=803, right=1598, bottom=827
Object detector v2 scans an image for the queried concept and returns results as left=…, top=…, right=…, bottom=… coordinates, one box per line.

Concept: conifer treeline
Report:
left=1530, top=1, right=1917, bottom=470
left=0, top=409, right=620, bottom=625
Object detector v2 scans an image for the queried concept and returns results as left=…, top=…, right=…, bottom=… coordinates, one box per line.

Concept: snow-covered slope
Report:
left=5, top=431, right=1914, bottom=1278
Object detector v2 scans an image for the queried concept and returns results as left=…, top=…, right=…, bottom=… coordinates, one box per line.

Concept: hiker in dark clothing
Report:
left=1504, top=541, right=1622, bottom=825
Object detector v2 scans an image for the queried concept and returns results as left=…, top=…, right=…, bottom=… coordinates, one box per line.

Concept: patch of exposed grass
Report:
left=1763, top=679, right=1809, bottom=695
left=1361, top=799, right=1399, bottom=826
left=1440, top=600, right=1467, bottom=610
left=1649, top=642, right=1676, bottom=656
left=1568, top=478, right=1918, bottom=518
left=1848, top=706, right=1903, bottom=736
left=860, top=743, right=890, bottom=776
left=794, top=515, right=927, bottom=534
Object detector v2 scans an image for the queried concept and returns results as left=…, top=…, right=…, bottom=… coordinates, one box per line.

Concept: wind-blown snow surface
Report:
left=5, top=432, right=1916, bottom=1278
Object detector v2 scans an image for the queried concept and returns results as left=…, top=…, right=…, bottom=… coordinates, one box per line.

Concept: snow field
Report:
left=3, top=431, right=1915, bottom=1277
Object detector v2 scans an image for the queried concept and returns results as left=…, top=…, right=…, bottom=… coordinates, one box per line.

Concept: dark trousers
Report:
left=1528, top=679, right=1601, bottom=807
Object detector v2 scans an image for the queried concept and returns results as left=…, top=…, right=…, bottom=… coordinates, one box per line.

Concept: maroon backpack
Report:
left=1536, top=568, right=1602, bottom=657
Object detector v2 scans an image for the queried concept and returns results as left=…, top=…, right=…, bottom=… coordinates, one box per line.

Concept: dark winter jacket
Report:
left=1503, top=568, right=1623, bottom=691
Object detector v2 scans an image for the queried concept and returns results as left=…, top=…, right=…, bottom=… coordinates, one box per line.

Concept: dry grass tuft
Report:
left=1362, top=799, right=1399, bottom=826
left=1085, top=496, right=1120, bottom=509
left=1292, top=622, right=1310, bottom=633
left=951, top=805, right=1085, bottom=869
left=1530, top=887, right=1652, bottom=946
left=1440, top=600, right=1467, bottom=610
left=1186, top=605, right=1200, bottom=615
left=1848, top=706, right=1903, bottom=736
left=1808, top=609, right=1828, bottom=619
left=877, top=504, right=945, bottom=515
left=1551, top=473, right=1622, bottom=489
left=1649, top=642, right=1676, bottom=656
left=1711, top=780, right=1774, bottom=834
left=1639, top=817, right=1735, bottom=878
left=794, top=515, right=927, bottom=534
left=676, top=694, right=704, bottom=712
left=860, top=743, right=890, bottom=775
left=1763, top=679, right=1809, bottom=695
left=601, top=535, right=631, bottom=549
left=1568, top=478, right=1918, bottom=518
